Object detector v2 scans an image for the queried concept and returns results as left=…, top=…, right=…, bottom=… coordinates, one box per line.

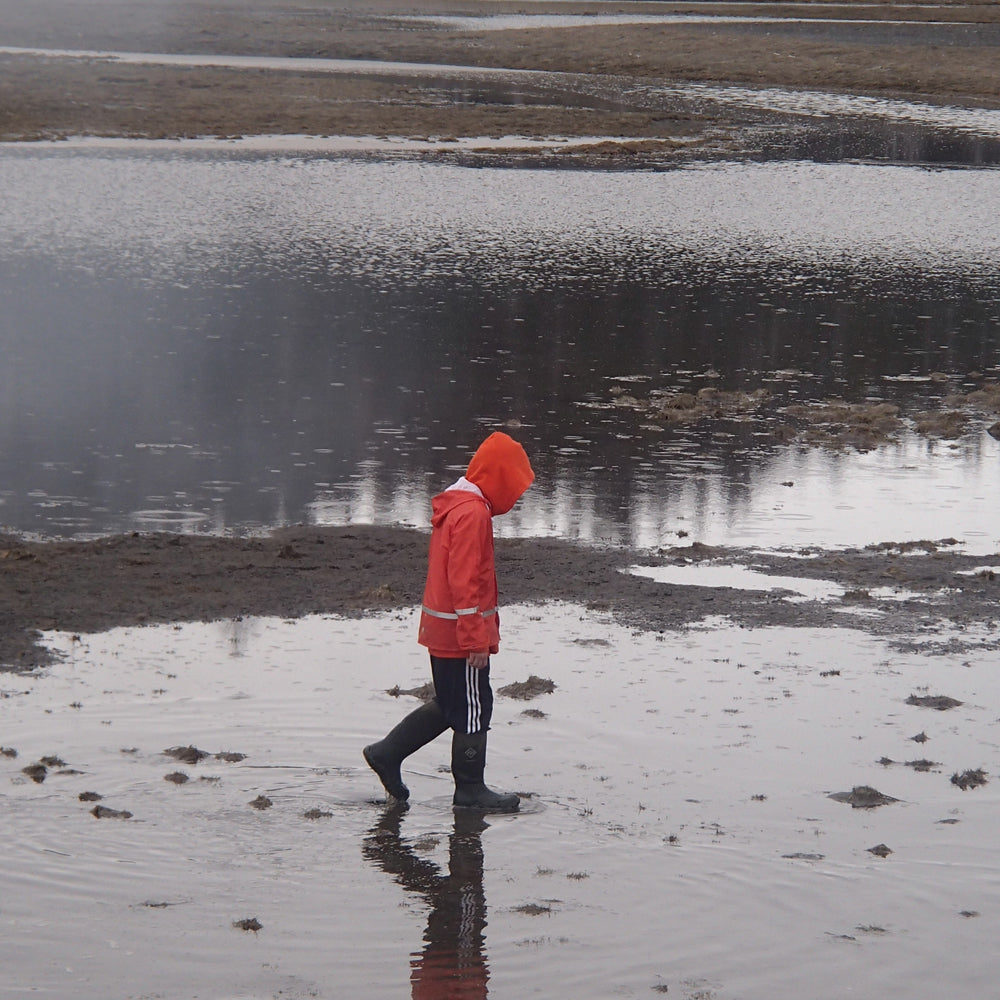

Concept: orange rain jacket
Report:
left=418, top=432, right=534, bottom=659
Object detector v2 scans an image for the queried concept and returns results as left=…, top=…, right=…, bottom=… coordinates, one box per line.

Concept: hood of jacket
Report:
left=465, top=431, right=535, bottom=516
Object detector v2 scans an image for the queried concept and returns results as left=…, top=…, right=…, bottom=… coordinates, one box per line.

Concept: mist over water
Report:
left=1, top=148, right=999, bottom=549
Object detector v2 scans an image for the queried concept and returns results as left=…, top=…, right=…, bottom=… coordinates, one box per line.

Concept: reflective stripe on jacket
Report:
left=418, top=490, right=500, bottom=658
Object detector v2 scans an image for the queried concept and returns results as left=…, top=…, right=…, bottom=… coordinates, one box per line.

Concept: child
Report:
left=364, top=431, right=534, bottom=812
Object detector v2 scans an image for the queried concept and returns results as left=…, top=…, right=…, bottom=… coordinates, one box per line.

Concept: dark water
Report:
left=2, top=148, right=999, bottom=548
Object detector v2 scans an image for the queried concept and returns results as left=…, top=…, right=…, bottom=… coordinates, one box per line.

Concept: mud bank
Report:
left=2, top=527, right=998, bottom=670
left=3, top=0, right=1000, bottom=164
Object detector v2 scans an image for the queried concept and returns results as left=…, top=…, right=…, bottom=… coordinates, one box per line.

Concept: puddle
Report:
left=0, top=45, right=539, bottom=80
left=3, top=605, right=999, bottom=998
left=0, top=132, right=696, bottom=156
left=645, top=82, right=1000, bottom=138
left=629, top=562, right=845, bottom=600
left=955, top=565, right=1000, bottom=577
left=400, top=12, right=999, bottom=32
left=1, top=152, right=999, bottom=551
left=626, top=562, right=934, bottom=603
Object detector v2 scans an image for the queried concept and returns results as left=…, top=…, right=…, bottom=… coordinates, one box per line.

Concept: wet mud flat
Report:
left=2, top=525, right=999, bottom=670
left=3, top=0, right=1000, bottom=166
left=3, top=603, right=1000, bottom=998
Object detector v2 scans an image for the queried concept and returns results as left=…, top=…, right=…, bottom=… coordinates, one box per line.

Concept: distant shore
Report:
left=3, top=0, right=1000, bottom=162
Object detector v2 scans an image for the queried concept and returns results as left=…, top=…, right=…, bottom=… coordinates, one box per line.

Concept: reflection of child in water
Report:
left=363, top=805, right=489, bottom=1000
left=364, top=432, right=534, bottom=812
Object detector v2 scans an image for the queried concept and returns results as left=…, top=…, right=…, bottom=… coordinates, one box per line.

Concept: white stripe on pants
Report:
left=465, top=662, right=482, bottom=734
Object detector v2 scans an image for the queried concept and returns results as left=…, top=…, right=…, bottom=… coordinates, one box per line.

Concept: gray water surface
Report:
left=5, top=607, right=1000, bottom=999
left=1, top=147, right=999, bottom=549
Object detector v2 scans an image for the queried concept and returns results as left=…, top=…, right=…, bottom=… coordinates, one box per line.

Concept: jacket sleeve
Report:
left=443, top=503, right=493, bottom=653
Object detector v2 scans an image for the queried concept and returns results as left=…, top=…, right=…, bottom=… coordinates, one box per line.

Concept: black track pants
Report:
left=430, top=655, right=494, bottom=735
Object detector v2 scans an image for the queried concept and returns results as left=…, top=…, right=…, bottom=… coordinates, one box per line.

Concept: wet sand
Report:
left=3, top=0, right=1000, bottom=163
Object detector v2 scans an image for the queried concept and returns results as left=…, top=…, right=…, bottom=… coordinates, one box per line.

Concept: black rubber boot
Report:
left=364, top=700, right=449, bottom=801
left=451, top=729, right=519, bottom=813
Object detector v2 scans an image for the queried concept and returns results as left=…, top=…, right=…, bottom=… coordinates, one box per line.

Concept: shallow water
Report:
left=3, top=607, right=1000, bottom=999
left=0, top=44, right=534, bottom=78
left=1, top=149, right=999, bottom=550
left=403, top=10, right=1000, bottom=37
left=630, top=561, right=851, bottom=600
left=650, top=82, right=1000, bottom=138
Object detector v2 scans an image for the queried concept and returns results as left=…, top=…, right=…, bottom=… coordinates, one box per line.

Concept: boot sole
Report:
left=363, top=745, right=410, bottom=802
left=453, top=796, right=520, bottom=813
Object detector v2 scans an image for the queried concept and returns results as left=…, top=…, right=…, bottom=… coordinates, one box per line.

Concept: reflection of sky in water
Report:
left=647, top=84, right=1000, bottom=137
left=401, top=13, right=990, bottom=28
left=402, top=11, right=1000, bottom=49
left=1, top=150, right=999, bottom=550
left=4, top=152, right=1000, bottom=270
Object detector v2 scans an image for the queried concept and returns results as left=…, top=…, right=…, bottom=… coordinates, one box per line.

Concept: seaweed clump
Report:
left=951, top=769, right=988, bottom=791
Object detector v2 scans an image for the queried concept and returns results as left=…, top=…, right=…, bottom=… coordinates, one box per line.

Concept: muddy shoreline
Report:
left=3, top=526, right=997, bottom=670
left=3, top=0, right=1000, bottom=165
